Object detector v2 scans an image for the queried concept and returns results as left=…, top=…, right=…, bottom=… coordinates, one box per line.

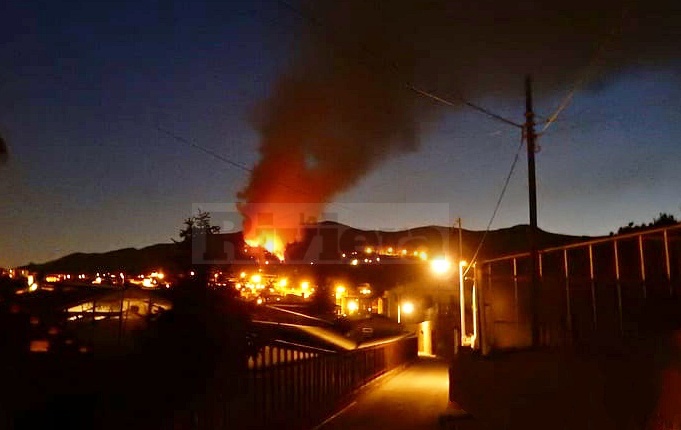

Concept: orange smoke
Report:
left=237, top=147, right=328, bottom=260
left=238, top=66, right=419, bottom=258
left=236, top=0, right=681, bottom=258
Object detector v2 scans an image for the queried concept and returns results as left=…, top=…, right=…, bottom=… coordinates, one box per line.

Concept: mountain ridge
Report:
left=21, top=222, right=592, bottom=274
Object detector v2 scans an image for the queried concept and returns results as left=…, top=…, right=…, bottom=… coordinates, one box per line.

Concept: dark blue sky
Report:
left=1, top=0, right=680, bottom=268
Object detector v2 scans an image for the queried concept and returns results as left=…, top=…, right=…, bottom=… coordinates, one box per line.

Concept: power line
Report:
left=153, top=122, right=358, bottom=213
left=154, top=123, right=299, bottom=195
left=277, top=0, right=522, bottom=130
left=155, top=124, right=254, bottom=174
left=407, top=85, right=523, bottom=129
left=464, top=131, right=525, bottom=277
left=159, top=0, right=521, bottom=181
left=540, top=5, right=631, bottom=134
left=276, top=0, right=531, bottom=265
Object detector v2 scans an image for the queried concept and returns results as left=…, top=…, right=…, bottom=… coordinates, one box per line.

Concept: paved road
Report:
left=316, top=336, right=681, bottom=430
left=317, top=356, right=456, bottom=430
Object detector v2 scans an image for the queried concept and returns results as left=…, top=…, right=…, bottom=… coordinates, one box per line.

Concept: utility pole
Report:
left=457, top=217, right=466, bottom=346
left=525, top=75, right=540, bottom=348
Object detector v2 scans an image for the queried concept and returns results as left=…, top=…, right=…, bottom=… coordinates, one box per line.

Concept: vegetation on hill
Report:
left=614, top=212, right=679, bottom=235
left=22, top=221, right=588, bottom=275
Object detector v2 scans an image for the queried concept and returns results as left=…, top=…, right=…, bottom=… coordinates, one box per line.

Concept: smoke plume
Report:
left=238, top=0, right=680, bottom=255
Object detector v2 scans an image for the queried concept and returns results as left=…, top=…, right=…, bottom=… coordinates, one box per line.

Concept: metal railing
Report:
left=185, top=333, right=418, bottom=429
left=476, top=224, right=681, bottom=351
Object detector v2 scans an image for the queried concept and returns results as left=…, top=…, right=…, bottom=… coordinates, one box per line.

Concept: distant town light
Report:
left=402, top=301, right=414, bottom=315
left=30, top=339, right=50, bottom=353
left=347, top=300, right=359, bottom=313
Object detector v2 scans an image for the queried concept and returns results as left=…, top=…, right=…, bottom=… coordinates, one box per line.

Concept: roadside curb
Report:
left=438, top=400, right=473, bottom=428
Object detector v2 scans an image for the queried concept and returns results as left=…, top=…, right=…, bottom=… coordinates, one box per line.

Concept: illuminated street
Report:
left=318, top=356, right=455, bottom=430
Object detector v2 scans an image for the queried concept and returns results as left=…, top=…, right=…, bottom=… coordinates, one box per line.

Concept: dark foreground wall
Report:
left=450, top=329, right=681, bottom=429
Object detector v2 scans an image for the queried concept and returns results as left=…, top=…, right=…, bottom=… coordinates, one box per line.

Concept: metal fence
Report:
left=476, top=224, right=681, bottom=352
left=184, top=334, right=418, bottom=429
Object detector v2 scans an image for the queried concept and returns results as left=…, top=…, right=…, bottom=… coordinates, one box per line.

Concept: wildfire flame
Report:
left=245, top=232, right=286, bottom=261
left=239, top=201, right=322, bottom=263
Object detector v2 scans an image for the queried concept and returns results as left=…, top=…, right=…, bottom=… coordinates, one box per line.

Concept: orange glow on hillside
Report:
left=245, top=232, right=286, bottom=261
left=239, top=197, right=325, bottom=262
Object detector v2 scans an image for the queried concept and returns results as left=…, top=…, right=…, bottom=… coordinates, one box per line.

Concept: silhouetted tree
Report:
left=615, top=212, right=679, bottom=235
left=173, top=209, right=221, bottom=275
left=174, top=209, right=221, bottom=245
left=652, top=212, right=678, bottom=227
left=137, top=211, right=252, bottom=427
left=309, top=282, right=336, bottom=317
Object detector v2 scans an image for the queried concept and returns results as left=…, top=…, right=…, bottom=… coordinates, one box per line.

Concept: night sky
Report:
left=1, top=0, right=680, bottom=268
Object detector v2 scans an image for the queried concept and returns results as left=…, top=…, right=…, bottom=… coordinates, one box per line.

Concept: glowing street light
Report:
left=335, top=285, right=346, bottom=296
left=397, top=300, right=414, bottom=324
left=430, top=257, right=452, bottom=275
left=431, top=256, right=470, bottom=347
left=459, top=260, right=468, bottom=346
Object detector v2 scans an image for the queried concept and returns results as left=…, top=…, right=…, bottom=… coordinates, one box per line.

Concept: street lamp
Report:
left=347, top=299, right=359, bottom=314
left=430, top=256, right=469, bottom=347
left=335, top=285, right=346, bottom=313
left=430, top=257, right=452, bottom=275
left=397, top=300, right=414, bottom=324
left=459, top=260, right=468, bottom=347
